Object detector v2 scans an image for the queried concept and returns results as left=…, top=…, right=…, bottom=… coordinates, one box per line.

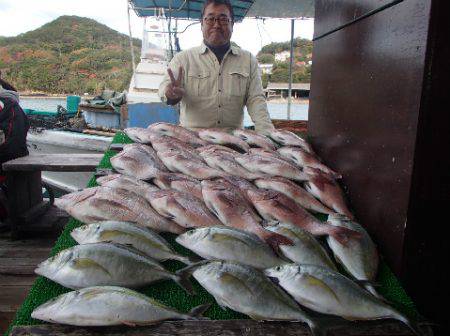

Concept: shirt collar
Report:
left=199, top=41, right=240, bottom=55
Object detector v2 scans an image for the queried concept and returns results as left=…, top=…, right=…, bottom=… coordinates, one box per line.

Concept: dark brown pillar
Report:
left=309, top=0, right=449, bottom=334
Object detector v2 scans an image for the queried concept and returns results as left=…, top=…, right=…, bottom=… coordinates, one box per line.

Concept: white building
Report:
left=258, top=63, right=273, bottom=75
left=275, top=50, right=291, bottom=62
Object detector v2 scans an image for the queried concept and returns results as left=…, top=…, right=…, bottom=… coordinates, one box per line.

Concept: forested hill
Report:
left=256, top=37, right=313, bottom=85
left=0, top=16, right=141, bottom=94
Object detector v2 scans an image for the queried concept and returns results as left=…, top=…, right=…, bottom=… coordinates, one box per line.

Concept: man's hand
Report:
left=165, top=67, right=185, bottom=101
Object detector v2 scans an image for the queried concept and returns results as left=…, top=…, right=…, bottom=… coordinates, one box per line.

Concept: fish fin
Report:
left=174, top=275, right=195, bottom=296
left=174, top=260, right=212, bottom=295
left=94, top=168, right=114, bottom=178
left=395, top=313, right=432, bottom=336
left=121, top=320, right=137, bottom=327
left=264, top=231, right=294, bottom=251
left=188, top=303, right=211, bottom=318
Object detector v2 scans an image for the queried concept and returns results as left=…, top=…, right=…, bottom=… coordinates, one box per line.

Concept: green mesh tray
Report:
left=5, top=132, right=417, bottom=335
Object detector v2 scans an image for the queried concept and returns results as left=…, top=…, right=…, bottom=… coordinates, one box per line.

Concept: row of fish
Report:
left=34, top=123, right=420, bottom=334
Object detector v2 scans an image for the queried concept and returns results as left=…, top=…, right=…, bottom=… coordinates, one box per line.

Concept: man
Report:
left=158, top=0, right=274, bottom=134
left=0, top=74, right=29, bottom=175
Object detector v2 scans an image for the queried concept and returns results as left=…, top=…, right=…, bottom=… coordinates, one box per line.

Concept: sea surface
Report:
left=20, top=97, right=309, bottom=127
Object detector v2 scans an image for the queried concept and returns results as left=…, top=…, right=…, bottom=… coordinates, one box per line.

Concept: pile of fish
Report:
left=31, top=123, right=422, bottom=335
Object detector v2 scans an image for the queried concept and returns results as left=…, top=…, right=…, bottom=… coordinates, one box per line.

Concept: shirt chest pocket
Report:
left=187, top=71, right=211, bottom=97
left=228, top=70, right=249, bottom=97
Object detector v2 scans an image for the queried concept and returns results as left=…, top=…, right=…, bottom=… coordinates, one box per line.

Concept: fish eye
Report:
left=187, top=230, right=194, bottom=235
left=275, top=266, right=282, bottom=271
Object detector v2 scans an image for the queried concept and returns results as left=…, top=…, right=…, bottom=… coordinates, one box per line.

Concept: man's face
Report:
left=201, top=4, right=233, bottom=47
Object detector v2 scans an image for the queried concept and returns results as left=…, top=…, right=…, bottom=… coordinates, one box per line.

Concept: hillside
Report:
left=257, top=37, right=313, bottom=86
left=0, top=16, right=141, bottom=94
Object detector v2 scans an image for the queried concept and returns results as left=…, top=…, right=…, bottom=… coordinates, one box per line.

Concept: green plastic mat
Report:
left=6, top=132, right=417, bottom=335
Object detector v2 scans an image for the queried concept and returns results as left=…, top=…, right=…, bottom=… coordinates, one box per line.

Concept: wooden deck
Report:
left=0, top=230, right=61, bottom=334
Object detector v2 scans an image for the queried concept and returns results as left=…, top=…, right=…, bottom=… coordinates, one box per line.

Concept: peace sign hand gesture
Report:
left=165, top=66, right=185, bottom=101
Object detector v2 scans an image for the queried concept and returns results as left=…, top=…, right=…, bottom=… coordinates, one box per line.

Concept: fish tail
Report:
left=307, top=316, right=353, bottom=336
left=395, top=312, right=429, bottom=336
left=263, top=231, right=294, bottom=250
left=177, top=255, right=202, bottom=265
left=187, top=303, right=211, bottom=320
left=174, top=260, right=211, bottom=295
left=329, top=226, right=362, bottom=246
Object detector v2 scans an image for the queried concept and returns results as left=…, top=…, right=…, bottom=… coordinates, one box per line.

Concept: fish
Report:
left=184, top=261, right=323, bottom=335
left=96, top=174, right=159, bottom=196
left=198, top=129, right=250, bottom=153
left=201, top=179, right=292, bottom=249
left=326, top=214, right=379, bottom=297
left=176, top=227, right=285, bottom=269
left=71, top=221, right=193, bottom=264
left=31, top=286, right=209, bottom=326
left=266, top=222, right=337, bottom=270
left=197, top=144, right=240, bottom=155
left=146, top=189, right=223, bottom=228
left=304, top=172, right=354, bottom=219
left=245, top=187, right=361, bottom=245
left=157, top=148, right=226, bottom=180
left=278, top=146, right=341, bottom=179
left=232, top=129, right=277, bottom=150
left=148, top=122, right=207, bottom=147
left=248, top=148, right=288, bottom=161
left=124, top=127, right=158, bottom=144
left=152, top=172, right=203, bottom=199
left=235, top=154, right=309, bottom=181
left=264, top=264, right=421, bottom=335
left=110, top=143, right=168, bottom=180
left=269, top=129, right=315, bottom=154
left=254, top=176, right=335, bottom=215
left=199, top=148, right=264, bottom=180
left=148, top=133, right=197, bottom=153
left=35, top=242, right=193, bottom=293
left=54, top=186, right=185, bottom=234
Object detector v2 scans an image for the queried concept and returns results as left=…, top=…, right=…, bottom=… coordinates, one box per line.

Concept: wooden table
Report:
left=10, top=320, right=432, bottom=336
left=2, top=154, right=103, bottom=238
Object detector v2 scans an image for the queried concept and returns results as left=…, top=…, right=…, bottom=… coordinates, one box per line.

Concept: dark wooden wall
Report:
left=309, top=0, right=449, bottom=335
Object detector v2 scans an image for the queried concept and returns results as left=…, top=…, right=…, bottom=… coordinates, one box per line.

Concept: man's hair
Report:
left=201, top=0, right=234, bottom=22
left=0, top=78, right=17, bottom=92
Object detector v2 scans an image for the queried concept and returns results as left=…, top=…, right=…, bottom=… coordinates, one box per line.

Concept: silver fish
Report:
left=147, top=189, right=223, bottom=228
left=110, top=143, right=168, bottom=180
left=232, top=129, right=277, bottom=150
left=96, top=174, right=159, bottom=196
left=266, top=222, right=337, bottom=270
left=326, top=214, right=379, bottom=297
left=278, top=146, right=341, bottom=179
left=157, top=148, right=226, bottom=179
left=187, top=261, right=322, bottom=335
left=248, top=148, right=289, bottom=161
left=198, top=129, right=250, bottom=153
left=235, top=154, right=309, bottom=181
left=269, top=129, right=315, bottom=154
left=31, top=286, right=208, bottom=326
left=304, top=172, right=354, bottom=219
left=148, top=122, right=207, bottom=147
left=254, top=176, right=335, bottom=215
left=35, top=242, right=193, bottom=293
left=264, top=264, right=419, bottom=335
left=71, top=221, right=192, bottom=264
left=176, top=227, right=284, bottom=269
left=54, top=186, right=185, bottom=234
left=201, top=179, right=292, bottom=249
left=200, top=148, right=264, bottom=180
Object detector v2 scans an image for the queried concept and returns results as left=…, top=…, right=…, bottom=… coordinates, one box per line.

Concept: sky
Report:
left=0, top=0, right=314, bottom=56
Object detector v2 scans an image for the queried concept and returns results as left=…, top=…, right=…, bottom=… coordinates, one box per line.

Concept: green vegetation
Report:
left=257, top=37, right=313, bottom=87
left=0, top=16, right=141, bottom=94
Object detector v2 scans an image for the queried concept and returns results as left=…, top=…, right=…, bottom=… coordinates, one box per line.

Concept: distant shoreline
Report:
left=266, top=97, right=309, bottom=105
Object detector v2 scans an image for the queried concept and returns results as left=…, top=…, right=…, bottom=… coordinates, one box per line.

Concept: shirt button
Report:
left=219, top=89, right=222, bottom=92
left=218, top=121, right=221, bottom=124
left=219, top=105, right=221, bottom=108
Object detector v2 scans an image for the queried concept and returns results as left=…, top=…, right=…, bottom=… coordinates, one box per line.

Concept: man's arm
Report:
left=245, top=55, right=275, bottom=135
left=158, top=54, right=184, bottom=106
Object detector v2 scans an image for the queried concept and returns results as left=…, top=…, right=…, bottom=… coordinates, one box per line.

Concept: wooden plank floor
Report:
left=0, top=230, right=60, bottom=334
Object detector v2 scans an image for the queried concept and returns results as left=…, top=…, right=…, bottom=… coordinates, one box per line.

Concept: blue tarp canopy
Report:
left=129, top=0, right=314, bottom=21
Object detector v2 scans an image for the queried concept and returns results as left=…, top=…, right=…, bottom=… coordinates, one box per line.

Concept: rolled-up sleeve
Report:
left=158, top=53, right=184, bottom=104
left=245, top=55, right=274, bottom=135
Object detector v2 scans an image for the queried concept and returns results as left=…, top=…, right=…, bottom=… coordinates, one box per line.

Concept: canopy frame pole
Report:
left=287, top=19, right=294, bottom=120
left=127, top=1, right=137, bottom=88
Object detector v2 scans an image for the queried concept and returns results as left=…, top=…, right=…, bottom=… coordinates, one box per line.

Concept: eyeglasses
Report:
left=203, top=16, right=231, bottom=25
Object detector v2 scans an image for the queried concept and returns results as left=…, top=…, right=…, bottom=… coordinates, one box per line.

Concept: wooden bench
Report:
left=2, top=154, right=103, bottom=238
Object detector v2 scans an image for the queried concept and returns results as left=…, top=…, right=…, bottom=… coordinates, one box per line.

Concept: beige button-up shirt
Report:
left=158, top=42, right=274, bottom=134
